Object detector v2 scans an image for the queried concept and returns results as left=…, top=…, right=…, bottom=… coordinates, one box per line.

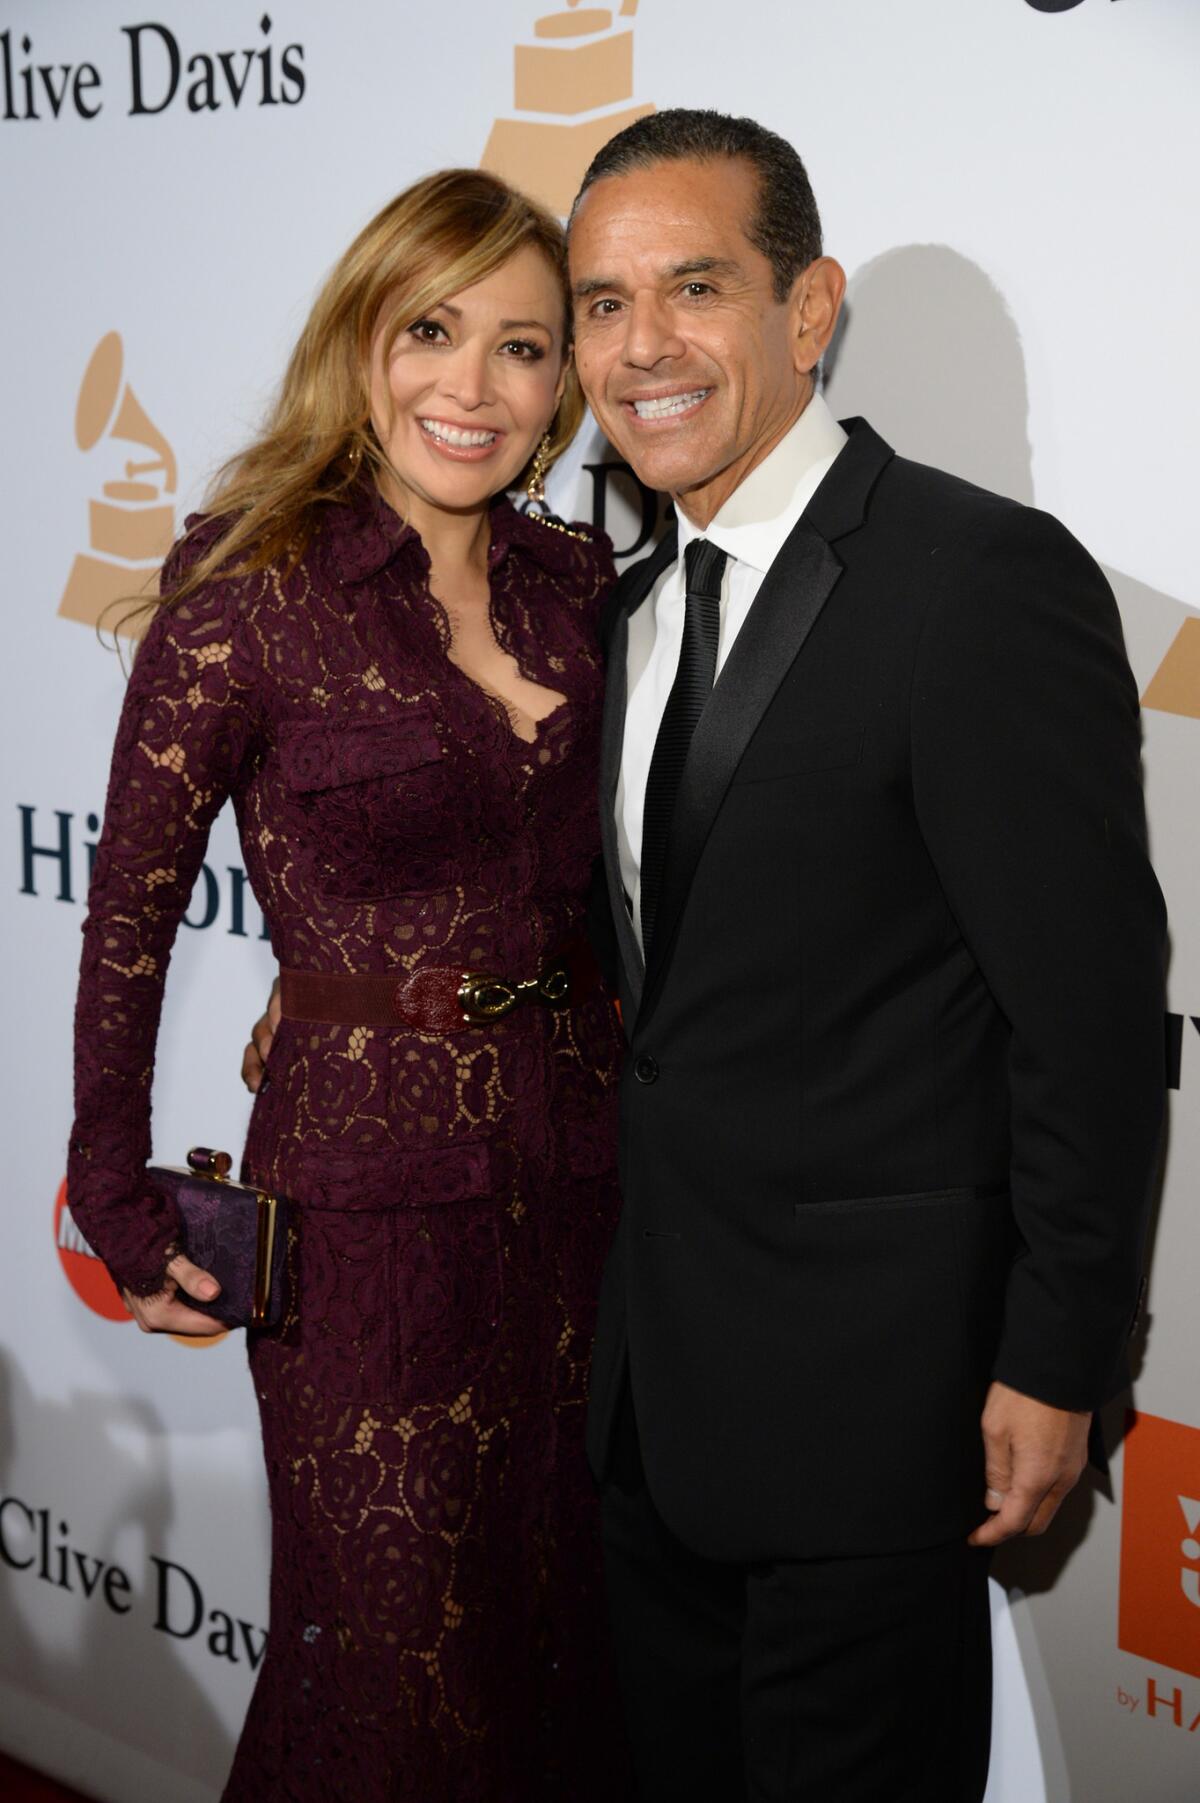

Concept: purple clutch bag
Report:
left=147, top=1148, right=290, bottom=1329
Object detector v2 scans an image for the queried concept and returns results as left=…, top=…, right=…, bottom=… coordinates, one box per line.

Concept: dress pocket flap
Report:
left=306, top=1139, right=492, bottom=1212
left=278, top=713, right=442, bottom=793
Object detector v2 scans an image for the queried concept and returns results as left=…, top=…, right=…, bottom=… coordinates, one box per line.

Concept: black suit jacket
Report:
left=585, top=418, right=1166, bottom=1563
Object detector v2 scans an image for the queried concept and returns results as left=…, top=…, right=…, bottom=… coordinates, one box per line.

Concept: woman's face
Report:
left=369, top=243, right=568, bottom=525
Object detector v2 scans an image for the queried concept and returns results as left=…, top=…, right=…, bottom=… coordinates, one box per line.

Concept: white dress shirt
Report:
left=617, top=393, right=848, bottom=954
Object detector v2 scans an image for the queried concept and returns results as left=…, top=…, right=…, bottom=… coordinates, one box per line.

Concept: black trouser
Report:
left=601, top=1388, right=993, bottom=1803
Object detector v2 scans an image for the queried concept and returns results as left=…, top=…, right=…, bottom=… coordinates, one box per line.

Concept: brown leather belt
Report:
left=280, top=938, right=602, bottom=1034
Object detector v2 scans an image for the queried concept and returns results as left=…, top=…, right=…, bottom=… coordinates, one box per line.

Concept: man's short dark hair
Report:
left=571, top=109, right=823, bottom=302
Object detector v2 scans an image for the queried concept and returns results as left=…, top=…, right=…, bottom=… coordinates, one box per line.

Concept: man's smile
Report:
left=621, top=386, right=714, bottom=425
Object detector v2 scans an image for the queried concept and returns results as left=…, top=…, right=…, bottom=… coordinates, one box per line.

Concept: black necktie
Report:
left=639, top=537, right=728, bottom=953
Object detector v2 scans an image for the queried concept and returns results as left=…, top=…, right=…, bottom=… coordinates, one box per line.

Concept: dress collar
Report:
left=318, top=479, right=418, bottom=584
left=320, top=479, right=584, bottom=585
left=486, top=496, right=596, bottom=576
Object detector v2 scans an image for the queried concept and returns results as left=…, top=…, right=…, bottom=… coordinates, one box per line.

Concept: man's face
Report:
left=569, top=156, right=826, bottom=523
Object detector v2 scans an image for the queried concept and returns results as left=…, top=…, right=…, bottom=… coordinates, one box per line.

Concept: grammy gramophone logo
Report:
left=58, top=331, right=176, bottom=635
left=481, top=0, right=654, bottom=216
left=1142, top=617, right=1200, bottom=724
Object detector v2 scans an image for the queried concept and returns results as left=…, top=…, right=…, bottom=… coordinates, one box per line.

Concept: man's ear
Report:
left=790, top=257, right=847, bottom=376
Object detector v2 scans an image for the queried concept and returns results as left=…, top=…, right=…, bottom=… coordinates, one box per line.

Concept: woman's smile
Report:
left=416, top=414, right=505, bottom=460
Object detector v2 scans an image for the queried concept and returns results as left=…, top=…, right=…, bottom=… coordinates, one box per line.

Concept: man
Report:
left=245, top=111, right=1165, bottom=1800
left=564, top=111, right=1164, bottom=1800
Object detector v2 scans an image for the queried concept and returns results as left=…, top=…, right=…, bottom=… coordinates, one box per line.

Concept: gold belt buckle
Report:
left=458, top=976, right=519, bottom=1024
left=534, top=960, right=571, bottom=1009
left=458, top=959, right=572, bottom=1026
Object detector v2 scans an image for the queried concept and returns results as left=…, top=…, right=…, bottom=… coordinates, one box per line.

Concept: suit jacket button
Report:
left=634, top=1055, right=659, bottom=1085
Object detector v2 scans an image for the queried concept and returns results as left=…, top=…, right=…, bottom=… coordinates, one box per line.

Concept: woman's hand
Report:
left=241, top=976, right=282, bottom=1093
left=123, top=1251, right=226, bottom=1336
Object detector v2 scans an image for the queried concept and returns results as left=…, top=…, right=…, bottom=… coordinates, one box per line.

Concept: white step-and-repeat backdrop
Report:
left=2, top=2, right=1197, bottom=1798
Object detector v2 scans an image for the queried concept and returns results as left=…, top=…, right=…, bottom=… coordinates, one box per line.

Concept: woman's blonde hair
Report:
left=157, top=168, right=584, bottom=612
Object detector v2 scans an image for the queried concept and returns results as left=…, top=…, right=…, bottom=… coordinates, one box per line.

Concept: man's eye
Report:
left=683, top=282, right=713, bottom=299
left=590, top=298, right=621, bottom=318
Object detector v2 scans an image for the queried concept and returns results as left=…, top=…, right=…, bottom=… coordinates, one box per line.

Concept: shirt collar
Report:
left=675, top=392, right=848, bottom=576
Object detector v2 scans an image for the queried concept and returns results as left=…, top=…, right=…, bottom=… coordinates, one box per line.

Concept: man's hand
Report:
left=969, top=1380, right=1090, bottom=1547
left=123, top=1251, right=226, bottom=1336
left=241, top=976, right=281, bottom=1093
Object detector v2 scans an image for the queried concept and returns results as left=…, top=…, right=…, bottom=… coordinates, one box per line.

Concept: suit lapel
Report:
left=599, top=527, right=679, bottom=1014
left=598, top=603, right=644, bottom=1013
left=636, top=419, right=895, bottom=1028
left=637, top=523, right=840, bottom=1021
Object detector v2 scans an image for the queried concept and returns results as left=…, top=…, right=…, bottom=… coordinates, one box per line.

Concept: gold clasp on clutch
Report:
left=253, top=1191, right=279, bottom=1328
left=187, top=1147, right=232, bottom=1180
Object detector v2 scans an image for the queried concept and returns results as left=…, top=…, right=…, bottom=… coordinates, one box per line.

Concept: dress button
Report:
left=633, top=1055, right=659, bottom=1085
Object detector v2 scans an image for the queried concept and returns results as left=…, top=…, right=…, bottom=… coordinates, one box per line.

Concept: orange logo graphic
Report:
left=481, top=0, right=653, bottom=215
left=1142, top=616, right=1200, bottom=721
left=1119, top=1410, right=1200, bottom=1681
left=58, top=331, right=176, bottom=635
left=54, top=1178, right=130, bottom=1323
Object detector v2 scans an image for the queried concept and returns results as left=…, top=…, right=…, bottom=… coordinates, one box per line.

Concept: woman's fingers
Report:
left=241, top=1036, right=266, bottom=1093
left=166, top=1251, right=221, bottom=1302
left=251, top=1010, right=275, bottom=1064
left=243, top=978, right=281, bottom=1093
left=123, top=1286, right=227, bottom=1336
left=153, top=1300, right=228, bottom=1336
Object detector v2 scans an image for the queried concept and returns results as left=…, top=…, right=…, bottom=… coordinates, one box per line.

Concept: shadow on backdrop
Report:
left=825, top=244, right=1035, bottom=505
left=824, top=242, right=1193, bottom=690
left=0, top=1347, right=235, bottom=1800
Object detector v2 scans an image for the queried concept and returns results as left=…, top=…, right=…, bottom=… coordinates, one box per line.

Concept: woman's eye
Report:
left=501, top=338, right=545, bottom=361
left=408, top=319, right=447, bottom=344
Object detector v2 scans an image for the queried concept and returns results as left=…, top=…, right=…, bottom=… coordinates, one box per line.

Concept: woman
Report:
left=67, top=170, right=627, bottom=1800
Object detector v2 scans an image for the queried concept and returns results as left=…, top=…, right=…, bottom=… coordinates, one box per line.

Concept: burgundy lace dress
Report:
left=67, top=485, right=628, bottom=1800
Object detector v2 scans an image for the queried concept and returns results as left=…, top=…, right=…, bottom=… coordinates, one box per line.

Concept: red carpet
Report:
left=0, top=1752, right=96, bottom=1802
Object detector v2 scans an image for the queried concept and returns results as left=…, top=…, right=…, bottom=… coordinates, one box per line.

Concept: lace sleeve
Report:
left=66, top=538, right=257, bottom=1296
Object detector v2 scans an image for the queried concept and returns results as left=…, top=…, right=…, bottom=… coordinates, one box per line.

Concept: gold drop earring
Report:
left=524, top=426, right=586, bottom=540
left=525, top=431, right=553, bottom=510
